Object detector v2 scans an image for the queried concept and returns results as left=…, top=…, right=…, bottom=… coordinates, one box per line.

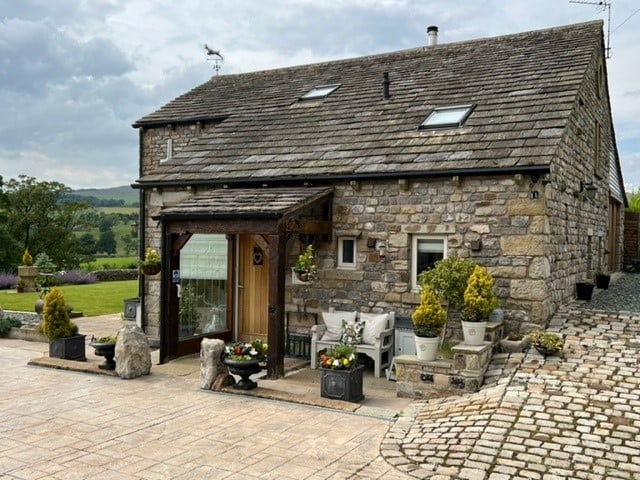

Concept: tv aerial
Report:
left=569, top=0, right=611, bottom=57
left=204, top=44, right=224, bottom=75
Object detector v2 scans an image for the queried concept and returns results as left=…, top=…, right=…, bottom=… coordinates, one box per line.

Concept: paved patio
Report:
left=2, top=302, right=640, bottom=478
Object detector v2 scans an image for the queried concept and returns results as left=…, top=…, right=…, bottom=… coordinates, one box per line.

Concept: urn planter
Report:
left=320, top=365, right=364, bottom=403
left=222, top=357, right=263, bottom=390
left=49, top=334, right=86, bottom=361
left=90, top=341, right=116, bottom=370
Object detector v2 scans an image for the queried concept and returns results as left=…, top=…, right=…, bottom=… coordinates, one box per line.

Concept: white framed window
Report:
left=412, top=236, right=447, bottom=290
left=337, top=237, right=356, bottom=269
left=419, top=104, right=475, bottom=129
left=299, top=84, right=340, bottom=101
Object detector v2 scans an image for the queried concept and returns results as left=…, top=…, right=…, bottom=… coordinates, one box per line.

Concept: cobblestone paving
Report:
left=382, top=307, right=640, bottom=479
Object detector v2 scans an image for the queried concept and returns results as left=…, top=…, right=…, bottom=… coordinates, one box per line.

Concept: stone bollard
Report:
left=200, top=338, right=235, bottom=390
left=115, top=325, right=151, bottom=379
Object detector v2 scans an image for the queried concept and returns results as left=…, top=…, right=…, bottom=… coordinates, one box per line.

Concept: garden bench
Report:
left=310, top=310, right=395, bottom=378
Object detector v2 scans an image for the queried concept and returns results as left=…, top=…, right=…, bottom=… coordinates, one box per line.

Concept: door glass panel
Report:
left=179, top=234, right=228, bottom=338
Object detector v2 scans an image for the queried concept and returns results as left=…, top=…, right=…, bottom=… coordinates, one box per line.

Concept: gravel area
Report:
left=584, top=272, right=640, bottom=313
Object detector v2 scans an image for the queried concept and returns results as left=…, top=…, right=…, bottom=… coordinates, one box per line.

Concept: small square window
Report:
left=420, top=104, right=474, bottom=129
left=338, top=237, right=356, bottom=269
left=412, top=236, right=447, bottom=290
left=299, top=84, right=340, bottom=101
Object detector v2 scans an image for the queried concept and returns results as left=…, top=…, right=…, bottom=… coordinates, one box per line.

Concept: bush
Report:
left=56, top=269, right=98, bottom=285
left=93, top=269, right=138, bottom=282
left=419, top=256, right=476, bottom=308
left=0, top=317, right=22, bottom=336
left=0, top=272, right=18, bottom=290
left=40, top=287, right=78, bottom=340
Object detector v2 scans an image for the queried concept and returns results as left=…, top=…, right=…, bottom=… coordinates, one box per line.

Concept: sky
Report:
left=0, top=0, right=638, bottom=191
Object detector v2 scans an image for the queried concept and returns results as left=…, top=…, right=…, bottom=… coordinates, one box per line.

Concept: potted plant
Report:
left=17, top=248, right=39, bottom=292
left=529, top=330, right=564, bottom=356
left=222, top=339, right=268, bottom=390
left=460, top=265, right=497, bottom=346
left=90, top=335, right=117, bottom=370
left=293, top=244, right=318, bottom=283
left=179, top=285, right=201, bottom=337
left=318, top=344, right=364, bottom=402
left=576, top=281, right=594, bottom=300
left=40, top=287, right=86, bottom=361
left=139, top=247, right=161, bottom=275
left=594, top=268, right=611, bottom=289
left=411, top=284, right=447, bottom=361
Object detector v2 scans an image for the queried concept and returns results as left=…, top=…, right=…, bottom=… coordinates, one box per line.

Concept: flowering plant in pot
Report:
left=318, top=344, right=358, bottom=370
left=222, top=339, right=268, bottom=390
left=529, top=330, right=564, bottom=356
left=293, top=244, right=318, bottom=282
left=139, top=247, right=161, bottom=275
left=318, top=344, right=364, bottom=402
left=411, top=284, right=447, bottom=360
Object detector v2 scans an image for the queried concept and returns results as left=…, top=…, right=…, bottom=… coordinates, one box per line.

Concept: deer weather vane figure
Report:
left=204, top=44, right=224, bottom=75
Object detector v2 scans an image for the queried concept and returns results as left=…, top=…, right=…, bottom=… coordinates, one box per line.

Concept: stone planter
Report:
left=49, top=334, right=86, bottom=361
left=414, top=336, right=440, bottom=361
left=320, top=365, right=364, bottom=403
left=17, top=265, right=39, bottom=292
left=461, top=321, right=486, bottom=346
left=499, top=335, right=531, bottom=353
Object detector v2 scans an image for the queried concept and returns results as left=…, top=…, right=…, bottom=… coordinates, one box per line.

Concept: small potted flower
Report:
left=222, top=339, right=268, bottom=390
left=139, top=247, right=161, bottom=276
left=293, top=244, right=318, bottom=283
left=318, top=344, right=364, bottom=402
left=529, top=330, right=564, bottom=356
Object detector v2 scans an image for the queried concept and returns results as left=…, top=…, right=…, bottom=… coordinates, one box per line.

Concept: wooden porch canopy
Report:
left=155, top=186, right=333, bottom=378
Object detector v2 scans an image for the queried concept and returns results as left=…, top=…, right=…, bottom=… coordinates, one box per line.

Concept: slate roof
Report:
left=134, top=21, right=603, bottom=186
left=159, top=186, right=333, bottom=219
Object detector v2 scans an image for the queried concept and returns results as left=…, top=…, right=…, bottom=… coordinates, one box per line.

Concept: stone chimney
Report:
left=427, top=26, right=438, bottom=46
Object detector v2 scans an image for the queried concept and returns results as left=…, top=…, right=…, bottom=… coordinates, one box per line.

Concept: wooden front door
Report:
left=238, top=235, right=269, bottom=342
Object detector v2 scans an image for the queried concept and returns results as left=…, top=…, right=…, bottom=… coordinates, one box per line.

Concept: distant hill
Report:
left=71, top=185, right=138, bottom=207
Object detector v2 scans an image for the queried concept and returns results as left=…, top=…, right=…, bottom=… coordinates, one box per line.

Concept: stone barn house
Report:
left=132, top=21, right=625, bottom=378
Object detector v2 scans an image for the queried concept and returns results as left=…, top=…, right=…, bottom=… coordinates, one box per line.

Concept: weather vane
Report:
left=204, top=44, right=224, bottom=75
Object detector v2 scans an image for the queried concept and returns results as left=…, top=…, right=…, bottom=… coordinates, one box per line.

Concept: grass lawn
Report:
left=82, top=256, right=138, bottom=270
left=0, top=280, right=138, bottom=317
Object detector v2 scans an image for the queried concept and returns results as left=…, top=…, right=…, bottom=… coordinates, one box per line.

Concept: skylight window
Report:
left=420, top=104, right=475, bottom=129
left=299, top=84, right=340, bottom=101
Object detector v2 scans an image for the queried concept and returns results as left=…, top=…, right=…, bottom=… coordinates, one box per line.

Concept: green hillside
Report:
left=72, top=185, right=138, bottom=207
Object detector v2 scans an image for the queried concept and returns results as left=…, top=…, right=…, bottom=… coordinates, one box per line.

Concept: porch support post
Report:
left=266, top=233, right=286, bottom=379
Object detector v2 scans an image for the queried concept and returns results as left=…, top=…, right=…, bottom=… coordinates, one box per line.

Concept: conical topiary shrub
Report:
left=41, top=287, right=78, bottom=340
left=462, top=265, right=498, bottom=321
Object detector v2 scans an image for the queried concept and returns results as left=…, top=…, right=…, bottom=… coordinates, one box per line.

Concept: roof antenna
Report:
left=204, top=44, right=224, bottom=75
left=569, top=0, right=611, bottom=58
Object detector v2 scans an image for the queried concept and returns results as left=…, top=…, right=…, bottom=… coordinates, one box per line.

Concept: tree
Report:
left=627, top=188, right=640, bottom=213
left=2, top=176, right=90, bottom=269
left=0, top=176, right=21, bottom=270
left=96, top=229, right=117, bottom=255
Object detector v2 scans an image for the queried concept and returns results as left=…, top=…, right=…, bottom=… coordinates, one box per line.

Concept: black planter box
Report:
left=320, top=365, right=364, bottom=403
left=49, top=334, right=86, bottom=361
left=576, top=282, right=594, bottom=301
left=595, top=275, right=610, bottom=289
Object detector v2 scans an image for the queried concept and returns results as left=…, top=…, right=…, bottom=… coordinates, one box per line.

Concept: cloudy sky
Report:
left=1, top=0, right=638, bottom=190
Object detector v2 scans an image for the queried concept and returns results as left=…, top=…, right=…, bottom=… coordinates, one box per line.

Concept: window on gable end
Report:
left=299, top=84, right=340, bottom=101
left=419, top=104, right=475, bottom=130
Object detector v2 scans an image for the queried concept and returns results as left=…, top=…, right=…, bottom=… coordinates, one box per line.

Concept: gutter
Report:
left=131, top=165, right=551, bottom=190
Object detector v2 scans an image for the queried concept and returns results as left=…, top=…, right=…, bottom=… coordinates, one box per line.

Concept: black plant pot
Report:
left=576, top=282, right=594, bottom=301
left=91, top=342, right=116, bottom=370
left=222, top=357, right=263, bottom=390
left=49, top=334, right=86, bottom=361
left=595, top=274, right=610, bottom=289
left=320, top=365, right=365, bottom=403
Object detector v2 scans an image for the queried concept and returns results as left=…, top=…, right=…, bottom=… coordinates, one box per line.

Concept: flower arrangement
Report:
left=293, top=244, right=318, bottom=282
left=461, top=265, right=498, bottom=322
left=140, top=247, right=161, bottom=274
left=529, top=330, right=563, bottom=355
left=224, top=339, right=268, bottom=361
left=318, top=344, right=358, bottom=370
left=411, top=284, right=447, bottom=337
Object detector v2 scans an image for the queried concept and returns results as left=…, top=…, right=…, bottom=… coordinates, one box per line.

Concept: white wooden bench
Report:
left=310, top=311, right=395, bottom=378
